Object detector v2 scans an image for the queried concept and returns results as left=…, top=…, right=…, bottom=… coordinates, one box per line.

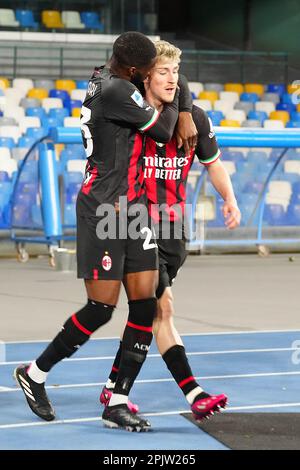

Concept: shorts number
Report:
left=141, top=227, right=157, bottom=251
left=81, top=105, right=93, bottom=158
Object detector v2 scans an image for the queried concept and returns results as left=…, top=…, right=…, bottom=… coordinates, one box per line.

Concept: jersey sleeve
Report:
left=192, top=105, right=221, bottom=166
left=102, top=78, right=178, bottom=143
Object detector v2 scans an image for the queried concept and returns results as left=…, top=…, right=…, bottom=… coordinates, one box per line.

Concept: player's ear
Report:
left=128, top=66, right=136, bottom=79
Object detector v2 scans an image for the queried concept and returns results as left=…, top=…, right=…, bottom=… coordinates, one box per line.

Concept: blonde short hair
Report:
left=154, top=40, right=181, bottom=63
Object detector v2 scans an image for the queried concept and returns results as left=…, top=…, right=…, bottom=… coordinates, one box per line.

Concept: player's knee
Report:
left=54, top=300, right=115, bottom=357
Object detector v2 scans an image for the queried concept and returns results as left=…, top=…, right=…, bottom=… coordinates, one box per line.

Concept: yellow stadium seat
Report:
left=55, top=143, right=65, bottom=157
left=287, top=83, right=300, bottom=95
left=199, top=91, right=218, bottom=102
left=297, top=104, right=300, bottom=112
left=244, top=83, right=264, bottom=96
left=55, top=79, right=76, bottom=92
left=42, top=10, right=64, bottom=29
left=27, top=88, right=48, bottom=99
left=0, top=77, right=10, bottom=89
left=224, top=83, right=244, bottom=95
left=269, top=111, right=290, bottom=125
left=72, top=108, right=81, bottom=117
left=220, top=119, right=241, bottom=127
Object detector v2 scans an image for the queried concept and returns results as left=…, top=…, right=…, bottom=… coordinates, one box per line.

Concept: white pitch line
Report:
left=1, top=346, right=298, bottom=366
left=4, top=328, right=300, bottom=344
left=2, top=370, right=300, bottom=393
left=1, top=402, right=300, bottom=430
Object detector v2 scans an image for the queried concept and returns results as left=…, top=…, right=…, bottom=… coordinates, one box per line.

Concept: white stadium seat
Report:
left=0, top=9, right=19, bottom=27
left=188, top=82, right=204, bottom=97
left=19, top=117, right=41, bottom=134
left=62, top=11, right=85, bottom=29
left=226, top=110, right=246, bottom=124
left=222, top=161, right=236, bottom=176
left=67, top=159, right=86, bottom=174
left=255, top=101, right=276, bottom=115
left=42, top=98, right=63, bottom=112
left=266, top=181, right=292, bottom=210
left=192, top=99, right=212, bottom=111
left=4, top=88, right=25, bottom=104
left=0, top=126, right=22, bottom=142
left=0, top=157, right=17, bottom=177
left=3, top=106, right=25, bottom=123
left=71, top=89, right=86, bottom=101
left=64, top=117, right=80, bottom=127
left=263, top=119, right=284, bottom=130
left=284, top=160, right=300, bottom=175
left=213, top=100, right=234, bottom=115
left=12, top=78, right=34, bottom=94
left=219, top=91, right=239, bottom=105
left=0, top=147, right=11, bottom=160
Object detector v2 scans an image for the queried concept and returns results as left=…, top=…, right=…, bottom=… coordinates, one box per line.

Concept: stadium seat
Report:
left=0, top=157, right=17, bottom=177
left=255, top=101, right=276, bottom=114
left=207, top=110, right=224, bottom=126
left=0, top=9, right=19, bottom=26
left=264, top=204, right=286, bottom=226
left=219, top=91, right=239, bottom=105
left=226, top=110, right=246, bottom=124
left=12, top=148, right=28, bottom=161
left=240, top=92, right=259, bottom=103
left=20, top=98, right=41, bottom=109
left=193, top=99, right=212, bottom=111
left=286, top=121, right=300, bottom=128
left=234, top=102, right=254, bottom=114
left=0, top=137, right=15, bottom=149
left=248, top=110, right=268, bottom=124
left=0, top=126, right=21, bottom=142
left=19, top=117, right=41, bottom=134
left=26, top=107, right=47, bottom=120
left=262, top=92, right=280, bottom=104
left=64, top=144, right=86, bottom=159
left=204, top=83, right=223, bottom=93
left=64, top=171, right=84, bottom=186
left=48, top=108, right=70, bottom=119
left=13, top=79, right=34, bottom=95
left=286, top=203, right=300, bottom=225
left=287, top=82, right=300, bottom=94
left=220, top=119, right=240, bottom=127
left=3, top=106, right=25, bottom=123
left=0, top=117, right=18, bottom=126
left=55, top=80, right=76, bottom=92
left=62, top=11, right=85, bottom=29
left=4, top=88, right=24, bottom=104
left=281, top=93, right=294, bottom=105
left=267, top=84, right=285, bottom=96
left=42, top=98, right=63, bottom=112
left=285, top=149, right=300, bottom=160
left=31, top=204, right=43, bottom=227
left=34, top=79, right=55, bottom=90
left=64, top=204, right=76, bottom=226
left=188, top=82, right=203, bottom=97
left=76, top=80, right=88, bottom=90
left=276, top=103, right=295, bottom=114
left=214, top=100, right=234, bottom=115
left=0, top=78, right=10, bottom=89
left=26, top=127, right=47, bottom=139
left=49, top=89, right=70, bottom=101
left=27, top=88, right=48, bottom=100
left=269, top=111, right=290, bottom=125
left=71, top=89, right=86, bottom=101
left=224, top=83, right=244, bottom=95
left=241, top=119, right=262, bottom=128
left=64, top=117, right=80, bottom=128
left=263, top=119, right=284, bottom=129
left=0, top=147, right=11, bottom=160
left=199, top=91, right=218, bottom=103
left=42, top=11, right=64, bottom=29
left=0, top=172, right=10, bottom=183
left=72, top=108, right=81, bottom=118
left=81, top=12, right=103, bottom=30
left=267, top=181, right=292, bottom=209
left=221, top=150, right=245, bottom=163
left=18, top=136, right=36, bottom=148
left=66, top=160, right=86, bottom=176
left=284, top=160, right=300, bottom=175
left=41, top=117, right=63, bottom=131
left=244, top=83, right=264, bottom=96
left=15, top=9, right=38, bottom=28
left=291, top=112, right=300, bottom=121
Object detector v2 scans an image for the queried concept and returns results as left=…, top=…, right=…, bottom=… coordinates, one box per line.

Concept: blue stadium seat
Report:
left=240, top=92, right=259, bottom=103
left=269, top=149, right=285, bottom=162
left=291, top=112, right=300, bottom=121
left=76, top=80, right=88, bottom=90
left=41, top=117, right=64, bottom=131
left=276, top=103, right=296, bottom=113
left=247, top=150, right=268, bottom=167
left=26, top=107, right=47, bottom=120
left=63, top=99, right=82, bottom=113
left=281, top=93, right=295, bottom=105
left=49, top=89, right=70, bottom=101
left=48, top=108, right=70, bottom=119
left=267, top=84, right=285, bottom=96
left=264, top=204, right=286, bottom=226
left=66, top=182, right=81, bottom=203
left=207, top=110, right=224, bottom=126
left=64, top=144, right=86, bottom=159
left=0, top=137, right=15, bottom=149
left=285, top=149, right=300, bottom=159
left=281, top=173, right=300, bottom=184
left=286, top=121, right=300, bottom=128
left=0, top=171, right=10, bottom=182
left=18, top=136, right=36, bottom=148
left=31, top=204, right=43, bottom=227
left=286, top=203, right=300, bottom=225
left=242, top=180, right=264, bottom=194
left=26, top=127, right=48, bottom=139
left=221, top=150, right=244, bottom=162
left=60, top=149, right=84, bottom=170
left=64, top=203, right=76, bottom=226
left=81, top=12, right=104, bottom=31
left=15, top=10, right=38, bottom=28
left=236, top=160, right=257, bottom=175
left=64, top=171, right=84, bottom=186
left=248, top=110, right=268, bottom=124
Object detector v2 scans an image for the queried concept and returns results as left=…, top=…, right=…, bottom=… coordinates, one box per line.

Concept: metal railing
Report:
left=0, top=43, right=291, bottom=83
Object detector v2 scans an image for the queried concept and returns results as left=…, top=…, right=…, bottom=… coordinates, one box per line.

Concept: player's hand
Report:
left=176, top=112, right=198, bottom=156
left=222, top=200, right=241, bottom=230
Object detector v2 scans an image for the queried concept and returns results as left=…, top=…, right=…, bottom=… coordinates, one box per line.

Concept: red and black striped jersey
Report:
left=77, top=66, right=179, bottom=217
left=144, top=105, right=221, bottom=222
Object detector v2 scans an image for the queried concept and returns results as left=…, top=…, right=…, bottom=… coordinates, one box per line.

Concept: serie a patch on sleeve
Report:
left=131, top=90, right=144, bottom=108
